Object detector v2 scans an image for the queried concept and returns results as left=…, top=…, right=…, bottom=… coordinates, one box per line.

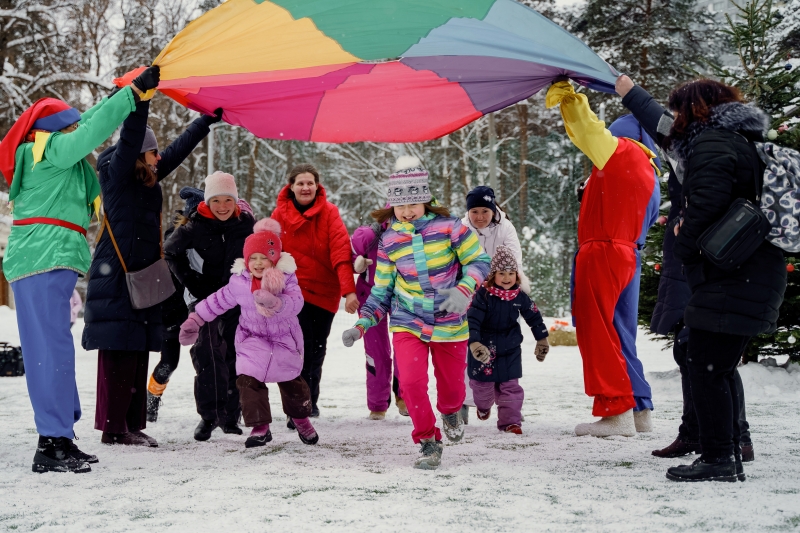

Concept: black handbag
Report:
left=0, top=342, right=24, bottom=377
left=697, top=153, right=770, bottom=270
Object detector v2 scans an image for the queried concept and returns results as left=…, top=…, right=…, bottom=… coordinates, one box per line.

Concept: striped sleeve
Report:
left=451, top=219, right=491, bottom=296
left=355, top=240, right=396, bottom=332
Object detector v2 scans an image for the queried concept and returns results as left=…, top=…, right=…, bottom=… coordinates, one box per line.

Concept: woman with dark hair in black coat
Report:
left=616, top=76, right=754, bottom=462
left=82, top=82, right=222, bottom=447
left=660, top=79, right=786, bottom=482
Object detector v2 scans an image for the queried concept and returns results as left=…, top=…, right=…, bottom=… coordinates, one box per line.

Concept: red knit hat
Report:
left=0, top=98, right=80, bottom=185
left=244, top=218, right=282, bottom=265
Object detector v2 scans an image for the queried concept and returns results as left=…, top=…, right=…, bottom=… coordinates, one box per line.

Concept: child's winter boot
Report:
left=459, top=405, right=469, bottom=425
left=476, top=408, right=491, bottom=421
left=574, top=409, right=636, bottom=437
left=32, top=437, right=91, bottom=474
left=245, top=424, right=272, bottom=448
left=414, top=438, right=443, bottom=470
left=441, top=411, right=464, bottom=443
left=146, top=374, right=168, bottom=423
left=292, top=417, right=319, bottom=445
left=369, top=411, right=386, bottom=420
left=396, top=396, right=409, bottom=417
left=503, top=424, right=523, bottom=435
left=634, top=408, right=653, bottom=432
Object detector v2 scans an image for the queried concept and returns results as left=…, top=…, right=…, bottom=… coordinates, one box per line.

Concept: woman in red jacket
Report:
left=272, top=164, right=358, bottom=417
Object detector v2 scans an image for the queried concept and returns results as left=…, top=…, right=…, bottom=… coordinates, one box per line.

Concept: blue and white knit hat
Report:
left=386, top=156, right=431, bottom=206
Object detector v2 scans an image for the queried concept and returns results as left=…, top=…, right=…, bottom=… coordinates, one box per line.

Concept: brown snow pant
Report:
left=236, top=374, right=313, bottom=427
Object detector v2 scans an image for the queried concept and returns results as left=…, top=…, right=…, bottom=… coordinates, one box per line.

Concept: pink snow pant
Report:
left=392, top=332, right=466, bottom=443
left=469, top=379, right=524, bottom=430
left=365, top=316, right=400, bottom=412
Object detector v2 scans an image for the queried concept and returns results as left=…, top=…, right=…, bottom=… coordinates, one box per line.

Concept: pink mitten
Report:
left=254, top=289, right=282, bottom=318
left=179, top=312, right=205, bottom=345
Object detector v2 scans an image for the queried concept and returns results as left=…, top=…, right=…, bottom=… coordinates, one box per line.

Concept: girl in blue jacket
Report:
left=467, top=246, right=549, bottom=434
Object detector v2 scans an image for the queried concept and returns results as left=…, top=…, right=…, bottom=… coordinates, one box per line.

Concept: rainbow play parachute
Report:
left=153, top=0, right=619, bottom=143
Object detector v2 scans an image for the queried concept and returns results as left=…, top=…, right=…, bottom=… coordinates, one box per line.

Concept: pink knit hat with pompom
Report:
left=244, top=218, right=282, bottom=264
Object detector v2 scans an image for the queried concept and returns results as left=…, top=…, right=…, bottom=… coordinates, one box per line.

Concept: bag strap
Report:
left=102, top=213, right=128, bottom=273
left=96, top=205, right=165, bottom=275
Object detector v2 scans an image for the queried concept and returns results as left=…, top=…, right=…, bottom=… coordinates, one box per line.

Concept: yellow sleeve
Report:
left=545, top=81, right=618, bottom=170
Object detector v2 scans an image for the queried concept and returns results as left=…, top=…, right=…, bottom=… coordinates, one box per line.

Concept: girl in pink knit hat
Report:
left=178, top=218, right=318, bottom=448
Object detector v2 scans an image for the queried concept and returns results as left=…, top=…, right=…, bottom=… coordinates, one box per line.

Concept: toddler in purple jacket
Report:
left=179, top=218, right=318, bottom=448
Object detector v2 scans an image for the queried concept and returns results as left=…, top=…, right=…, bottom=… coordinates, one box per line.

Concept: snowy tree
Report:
left=0, top=0, right=114, bottom=146
left=572, top=0, right=721, bottom=118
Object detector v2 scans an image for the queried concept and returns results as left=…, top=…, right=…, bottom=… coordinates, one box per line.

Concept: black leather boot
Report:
left=666, top=455, right=737, bottom=482
left=32, top=437, right=91, bottom=474
left=66, top=436, right=99, bottom=464
left=652, top=436, right=701, bottom=458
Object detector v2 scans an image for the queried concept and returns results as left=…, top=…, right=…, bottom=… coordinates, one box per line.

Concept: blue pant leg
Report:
left=612, top=254, right=653, bottom=411
left=11, top=270, right=80, bottom=437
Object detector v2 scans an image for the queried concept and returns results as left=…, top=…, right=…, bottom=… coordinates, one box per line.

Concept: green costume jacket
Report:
left=4, top=87, right=137, bottom=283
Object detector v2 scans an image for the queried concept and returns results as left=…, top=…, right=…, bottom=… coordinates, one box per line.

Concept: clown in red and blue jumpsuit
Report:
left=547, top=81, right=660, bottom=419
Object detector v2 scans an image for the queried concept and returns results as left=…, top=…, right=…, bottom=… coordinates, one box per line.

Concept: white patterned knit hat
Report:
left=386, top=156, right=432, bottom=206
left=490, top=245, right=519, bottom=275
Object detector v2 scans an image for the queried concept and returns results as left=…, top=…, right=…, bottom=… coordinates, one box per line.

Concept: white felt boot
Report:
left=634, top=409, right=653, bottom=433
left=575, top=409, right=636, bottom=437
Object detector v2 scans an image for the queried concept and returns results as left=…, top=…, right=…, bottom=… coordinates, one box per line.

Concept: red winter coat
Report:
left=272, top=184, right=356, bottom=313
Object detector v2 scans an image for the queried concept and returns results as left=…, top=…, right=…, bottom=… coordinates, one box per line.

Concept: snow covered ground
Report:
left=1, top=305, right=800, bottom=532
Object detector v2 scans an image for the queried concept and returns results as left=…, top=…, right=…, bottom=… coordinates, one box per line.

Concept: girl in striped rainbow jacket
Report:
left=342, top=157, right=491, bottom=470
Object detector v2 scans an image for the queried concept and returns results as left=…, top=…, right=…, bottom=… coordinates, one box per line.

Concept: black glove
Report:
left=199, top=108, right=223, bottom=126
left=132, top=66, right=160, bottom=92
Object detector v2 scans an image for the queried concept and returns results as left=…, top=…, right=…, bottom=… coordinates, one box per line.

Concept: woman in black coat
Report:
left=82, top=82, right=221, bottom=446
left=662, top=79, right=786, bottom=482
left=617, top=76, right=753, bottom=461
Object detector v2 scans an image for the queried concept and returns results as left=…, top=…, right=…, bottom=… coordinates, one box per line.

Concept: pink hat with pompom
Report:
left=243, top=218, right=282, bottom=264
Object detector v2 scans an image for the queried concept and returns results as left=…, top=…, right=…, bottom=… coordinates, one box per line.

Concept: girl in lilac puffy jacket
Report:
left=179, top=218, right=318, bottom=448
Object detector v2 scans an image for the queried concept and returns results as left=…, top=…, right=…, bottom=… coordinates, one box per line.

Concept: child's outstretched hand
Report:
left=179, top=312, right=205, bottom=346
left=535, top=338, right=550, bottom=362
left=470, top=342, right=491, bottom=364
left=342, top=327, right=363, bottom=347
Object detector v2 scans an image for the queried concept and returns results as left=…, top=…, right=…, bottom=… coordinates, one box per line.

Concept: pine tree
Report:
left=707, top=0, right=800, bottom=363
left=713, top=0, right=800, bottom=150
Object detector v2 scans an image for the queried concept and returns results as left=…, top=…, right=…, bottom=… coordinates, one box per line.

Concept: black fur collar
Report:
left=670, top=102, right=769, bottom=161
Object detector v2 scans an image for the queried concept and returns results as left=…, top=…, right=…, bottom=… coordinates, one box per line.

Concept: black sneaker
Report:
left=66, top=437, right=99, bottom=464
left=194, top=419, right=217, bottom=441
left=245, top=431, right=273, bottom=448
left=146, top=392, right=162, bottom=423
left=286, top=417, right=296, bottom=430
left=666, top=455, right=737, bottom=482
left=32, top=437, right=91, bottom=474
left=310, top=406, right=320, bottom=418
